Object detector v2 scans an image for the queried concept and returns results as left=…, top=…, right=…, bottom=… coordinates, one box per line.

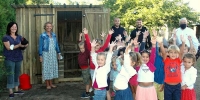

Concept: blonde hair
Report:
left=129, top=52, right=142, bottom=66
left=97, top=52, right=107, bottom=60
left=44, top=22, right=53, bottom=30
left=168, top=45, right=180, bottom=53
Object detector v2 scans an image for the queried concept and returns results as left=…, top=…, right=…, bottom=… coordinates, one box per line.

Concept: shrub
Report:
left=0, top=57, right=7, bottom=92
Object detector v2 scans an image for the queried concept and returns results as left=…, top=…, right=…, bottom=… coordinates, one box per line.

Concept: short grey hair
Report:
left=179, top=17, right=187, bottom=23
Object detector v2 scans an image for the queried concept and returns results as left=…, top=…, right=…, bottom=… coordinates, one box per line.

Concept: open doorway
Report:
left=57, top=11, right=82, bottom=79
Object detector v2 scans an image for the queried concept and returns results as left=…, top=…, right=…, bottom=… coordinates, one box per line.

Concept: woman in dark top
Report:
left=2, top=22, right=28, bottom=98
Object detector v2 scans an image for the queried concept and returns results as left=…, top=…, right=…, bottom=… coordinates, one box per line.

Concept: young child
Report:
left=159, top=35, right=185, bottom=100
left=90, top=40, right=116, bottom=100
left=110, top=56, right=122, bottom=94
left=134, top=36, right=158, bottom=100
left=129, top=29, right=149, bottom=99
left=78, top=33, right=91, bottom=98
left=151, top=30, right=165, bottom=100
left=83, top=28, right=113, bottom=83
left=181, top=53, right=197, bottom=100
left=113, top=43, right=139, bottom=100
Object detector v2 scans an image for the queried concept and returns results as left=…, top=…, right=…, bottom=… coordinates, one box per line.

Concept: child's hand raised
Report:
left=125, top=43, right=132, bottom=54
left=83, top=28, right=88, bottom=34
left=151, top=37, right=157, bottom=46
left=123, top=30, right=128, bottom=37
left=100, top=31, right=106, bottom=38
left=91, top=39, right=97, bottom=47
left=132, top=38, right=140, bottom=47
left=188, top=36, right=192, bottom=41
left=118, top=34, right=122, bottom=41
left=143, top=30, right=149, bottom=39
left=180, top=35, right=185, bottom=43
left=109, top=29, right=114, bottom=35
left=110, top=41, right=117, bottom=48
left=156, top=36, right=163, bottom=43
left=115, top=35, right=119, bottom=41
left=136, top=31, right=141, bottom=36
left=152, top=29, right=157, bottom=37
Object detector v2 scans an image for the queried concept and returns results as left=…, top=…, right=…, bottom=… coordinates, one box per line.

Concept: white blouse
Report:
left=114, top=53, right=137, bottom=90
left=181, top=65, right=197, bottom=89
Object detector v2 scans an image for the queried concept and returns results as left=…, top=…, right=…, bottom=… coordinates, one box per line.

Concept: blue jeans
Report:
left=90, top=69, right=94, bottom=79
left=114, top=87, right=133, bottom=100
left=164, top=83, right=181, bottom=100
left=93, top=89, right=106, bottom=100
left=5, top=60, right=22, bottom=89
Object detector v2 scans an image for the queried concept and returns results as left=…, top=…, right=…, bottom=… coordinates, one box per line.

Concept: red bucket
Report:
left=19, top=74, right=32, bottom=90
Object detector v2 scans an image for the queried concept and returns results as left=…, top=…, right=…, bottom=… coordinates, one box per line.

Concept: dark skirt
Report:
left=114, top=87, right=133, bottom=100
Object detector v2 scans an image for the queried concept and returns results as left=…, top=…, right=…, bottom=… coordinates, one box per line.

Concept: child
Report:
left=151, top=30, right=165, bottom=100
left=83, top=28, right=113, bottom=82
left=153, top=43, right=165, bottom=100
left=159, top=35, right=185, bottom=100
left=78, top=33, right=91, bottom=98
left=181, top=53, right=197, bottom=100
left=90, top=40, right=116, bottom=100
left=129, top=29, right=149, bottom=99
left=113, top=43, right=139, bottom=100
left=110, top=56, right=123, bottom=96
left=134, top=36, right=158, bottom=100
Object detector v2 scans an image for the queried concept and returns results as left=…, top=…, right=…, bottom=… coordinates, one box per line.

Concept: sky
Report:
left=55, top=0, right=200, bottom=12
left=183, top=0, right=200, bottom=11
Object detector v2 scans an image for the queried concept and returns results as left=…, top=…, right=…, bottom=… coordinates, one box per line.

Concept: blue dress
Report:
left=42, top=38, right=58, bottom=81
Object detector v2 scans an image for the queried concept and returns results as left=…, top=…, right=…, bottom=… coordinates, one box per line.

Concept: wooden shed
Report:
left=12, top=4, right=110, bottom=84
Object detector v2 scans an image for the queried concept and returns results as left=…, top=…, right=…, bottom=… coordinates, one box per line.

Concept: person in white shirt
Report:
left=113, top=43, right=139, bottom=100
left=181, top=53, right=197, bottom=100
left=175, top=17, right=199, bottom=52
left=90, top=40, right=116, bottom=100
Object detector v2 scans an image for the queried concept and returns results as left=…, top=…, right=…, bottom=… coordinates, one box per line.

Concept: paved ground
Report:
left=0, top=62, right=199, bottom=100
left=0, top=82, right=90, bottom=100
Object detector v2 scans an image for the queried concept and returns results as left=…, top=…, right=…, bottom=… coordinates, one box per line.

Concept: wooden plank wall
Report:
left=83, top=8, right=110, bottom=41
left=15, top=7, right=110, bottom=84
left=16, top=7, right=56, bottom=84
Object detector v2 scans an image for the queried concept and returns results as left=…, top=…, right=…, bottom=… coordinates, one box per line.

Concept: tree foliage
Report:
left=103, top=0, right=199, bottom=31
left=0, top=0, right=17, bottom=53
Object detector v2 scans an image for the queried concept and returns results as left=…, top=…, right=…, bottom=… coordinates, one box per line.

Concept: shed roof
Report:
left=11, top=4, right=103, bottom=9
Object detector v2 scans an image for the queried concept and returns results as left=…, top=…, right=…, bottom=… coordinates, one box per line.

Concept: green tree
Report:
left=103, top=0, right=199, bottom=32
left=0, top=0, right=16, bottom=53
left=26, top=0, right=51, bottom=4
